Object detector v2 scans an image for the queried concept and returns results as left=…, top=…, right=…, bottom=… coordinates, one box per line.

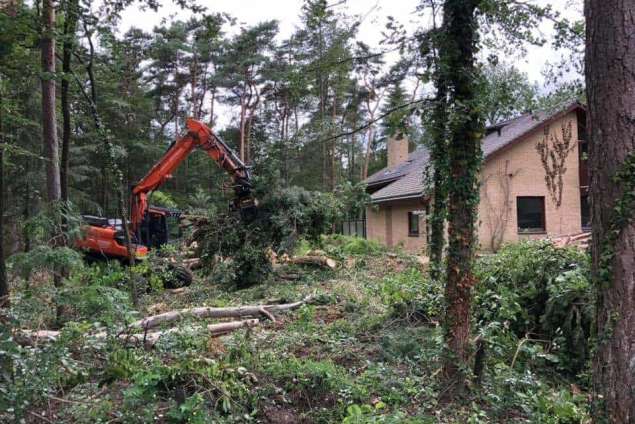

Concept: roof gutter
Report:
left=370, top=192, right=426, bottom=204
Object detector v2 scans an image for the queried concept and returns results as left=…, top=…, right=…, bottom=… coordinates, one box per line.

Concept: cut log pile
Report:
left=15, top=297, right=312, bottom=348
left=273, top=249, right=338, bottom=270
left=550, top=232, right=591, bottom=250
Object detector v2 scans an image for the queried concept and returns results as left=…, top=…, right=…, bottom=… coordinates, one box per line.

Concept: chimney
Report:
left=387, top=135, right=409, bottom=168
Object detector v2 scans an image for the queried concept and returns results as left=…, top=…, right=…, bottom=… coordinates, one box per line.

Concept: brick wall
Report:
left=478, top=111, right=583, bottom=250
left=366, top=198, right=428, bottom=254
left=366, top=111, right=584, bottom=253
left=387, top=136, right=409, bottom=168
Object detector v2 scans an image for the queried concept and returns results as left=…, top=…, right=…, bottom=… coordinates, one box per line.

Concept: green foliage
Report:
left=374, top=268, right=443, bottom=323
left=263, top=357, right=349, bottom=403
left=483, top=364, right=590, bottom=422
left=321, top=234, right=384, bottom=257
left=475, top=241, right=592, bottom=375
left=380, top=82, right=411, bottom=139
left=335, top=181, right=371, bottom=220
left=196, top=185, right=344, bottom=289
left=59, top=265, right=136, bottom=326
left=480, top=62, right=538, bottom=125
left=149, top=190, right=178, bottom=209
left=123, top=356, right=253, bottom=419
left=9, top=245, right=83, bottom=280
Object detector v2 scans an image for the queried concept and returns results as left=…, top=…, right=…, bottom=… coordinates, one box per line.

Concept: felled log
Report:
left=15, top=319, right=261, bottom=348
left=129, top=296, right=312, bottom=331
left=551, top=232, right=591, bottom=249
left=182, top=257, right=202, bottom=270
left=138, top=319, right=260, bottom=347
left=207, top=319, right=259, bottom=336
left=286, top=255, right=337, bottom=270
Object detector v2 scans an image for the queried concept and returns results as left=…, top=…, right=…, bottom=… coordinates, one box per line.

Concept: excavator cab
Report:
left=137, top=206, right=181, bottom=249
left=77, top=215, right=149, bottom=259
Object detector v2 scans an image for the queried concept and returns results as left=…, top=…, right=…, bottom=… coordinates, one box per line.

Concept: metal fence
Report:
left=339, top=219, right=366, bottom=238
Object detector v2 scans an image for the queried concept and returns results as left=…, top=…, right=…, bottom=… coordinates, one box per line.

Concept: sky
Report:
left=118, top=0, right=583, bottom=127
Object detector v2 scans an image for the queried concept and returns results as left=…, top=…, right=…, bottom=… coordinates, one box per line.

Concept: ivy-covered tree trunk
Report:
left=41, top=0, right=61, bottom=203
left=428, top=75, right=448, bottom=280
left=585, top=1, right=635, bottom=422
left=0, top=88, right=8, bottom=307
left=440, top=0, right=482, bottom=395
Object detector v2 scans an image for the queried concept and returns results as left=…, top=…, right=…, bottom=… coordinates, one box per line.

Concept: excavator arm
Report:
left=130, top=118, right=254, bottom=231
left=77, top=118, right=254, bottom=261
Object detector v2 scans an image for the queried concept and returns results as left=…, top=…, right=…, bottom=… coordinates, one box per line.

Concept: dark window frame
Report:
left=408, top=211, right=420, bottom=237
left=517, top=196, right=546, bottom=233
left=580, top=194, right=591, bottom=231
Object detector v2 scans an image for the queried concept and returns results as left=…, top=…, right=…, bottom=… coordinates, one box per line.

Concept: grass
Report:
left=1, top=240, right=591, bottom=423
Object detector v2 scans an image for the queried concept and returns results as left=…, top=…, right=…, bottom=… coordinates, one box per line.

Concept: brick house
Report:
left=364, top=101, right=589, bottom=253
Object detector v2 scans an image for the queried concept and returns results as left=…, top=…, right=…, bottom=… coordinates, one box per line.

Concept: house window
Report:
left=408, top=212, right=419, bottom=237
left=581, top=194, right=591, bottom=230
left=517, top=196, right=546, bottom=233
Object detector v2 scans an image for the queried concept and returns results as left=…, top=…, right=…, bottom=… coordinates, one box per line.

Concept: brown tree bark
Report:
left=41, top=0, right=61, bottom=203
left=0, top=88, right=8, bottom=307
left=440, top=0, right=482, bottom=397
left=60, top=0, right=79, bottom=203
left=585, top=1, right=635, bottom=422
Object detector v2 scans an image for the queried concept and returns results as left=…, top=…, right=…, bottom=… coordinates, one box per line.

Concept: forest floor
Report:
left=4, top=237, right=591, bottom=423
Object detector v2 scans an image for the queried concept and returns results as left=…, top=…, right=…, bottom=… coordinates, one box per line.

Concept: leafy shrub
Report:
left=373, top=268, right=443, bottom=323
left=195, top=185, right=343, bottom=289
left=485, top=363, right=590, bottom=422
left=321, top=234, right=384, bottom=257
left=9, top=245, right=84, bottom=281
left=475, top=241, right=592, bottom=375
left=59, top=265, right=136, bottom=325
left=123, top=356, right=252, bottom=418
left=263, top=357, right=349, bottom=406
left=148, top=190, right=178, bottom=209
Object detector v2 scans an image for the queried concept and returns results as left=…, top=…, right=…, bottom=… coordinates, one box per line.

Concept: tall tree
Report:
left=41, top=0, right=61, bottom=203
left=438, top=0, right=483, bottom=395
left=480, top=62, right=537, bottom=125
left=60, top=0, right=80, bottom=202
left=585, top=0, right=635, bottom=422
left=0, top=85, right=8, bottom=306
left=219, top=21, right=278, bottom=162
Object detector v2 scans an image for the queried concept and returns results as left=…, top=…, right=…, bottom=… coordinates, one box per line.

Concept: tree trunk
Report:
left=60, top=0, right=79, bottom=203
left=361, top=124, right=374, bottom=180
left=0, top=88, right=8, bottom=307
left=41, top=0, right=61, bottom=203
left=428, top=79, right=448, bottom=280
left=440, top=0, right=482, bottom=396
left=209, top=88, right=216, bottom=127
left=330, top=95, right=337, bottom=191
left=239, top=98, right=247, bottom=161
left=585, top=1, right=635, bottom=422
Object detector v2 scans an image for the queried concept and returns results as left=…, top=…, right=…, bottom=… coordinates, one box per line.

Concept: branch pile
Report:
left=15, top=297, right=312, bottom=348
left=550, top=232, right=591, bottom=250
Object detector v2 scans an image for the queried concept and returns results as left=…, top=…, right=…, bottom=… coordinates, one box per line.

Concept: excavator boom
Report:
left=130, top=118, right=253, bottom=231
left=77, top=118, right=254, bottom=260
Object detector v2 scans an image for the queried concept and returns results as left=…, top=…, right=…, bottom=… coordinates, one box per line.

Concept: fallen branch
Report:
left=182, top=257, right=202, bottom=270
left=286, top=255, right=337, bottom=270
left=15, top=319, right=261, bottom=348
left=130, top=296, right=312, bottom=331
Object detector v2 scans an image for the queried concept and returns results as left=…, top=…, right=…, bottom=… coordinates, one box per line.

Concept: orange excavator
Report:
left=76, top=118, right=256, bottom=262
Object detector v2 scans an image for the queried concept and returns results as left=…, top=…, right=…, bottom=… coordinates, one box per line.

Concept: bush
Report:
left=195, top=185, right=344, bottom=289
left=321, top=234, right=384, bottom=257
left=148, top=190, right=178, bottom=209
left=475, top=241, right=592, bottom=376
left=373, top=268, right=443, bottom=323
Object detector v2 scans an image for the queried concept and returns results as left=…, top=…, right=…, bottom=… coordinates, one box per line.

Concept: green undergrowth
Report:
left=1, top=239, right=592, bottom=422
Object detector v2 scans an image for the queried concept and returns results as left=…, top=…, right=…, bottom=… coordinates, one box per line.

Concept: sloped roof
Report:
left=368, top=147, right=430, bottom=203
left=365, top=101, right=585, bottom=203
